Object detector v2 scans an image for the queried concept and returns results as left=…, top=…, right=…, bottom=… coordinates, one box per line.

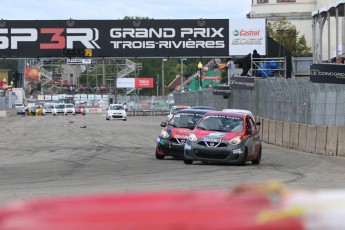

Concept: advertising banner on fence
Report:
left=117, top=78, right=135, bottom=88
left=310, top=63, right=345, bottom=84
left=117, top=78, right=154, bottom=88
left=229, top=19, right=266, bottom=56
left=135, top=78, right=154, bottom=88
left=230, top=76, right=255, bottom=90
left=212, top=85, right=231, bottom=96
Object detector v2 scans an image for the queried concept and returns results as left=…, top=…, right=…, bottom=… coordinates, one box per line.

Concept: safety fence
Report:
left=174, top=77, right=345, bottom=126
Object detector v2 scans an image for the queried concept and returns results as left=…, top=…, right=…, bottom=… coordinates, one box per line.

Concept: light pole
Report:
left=156, top=73, right=159, bottom=97
left=180, top=58, right=186, bottom=88
left=162, top=58, right=167, bottom=96
left=198, top=62, right=203, bottom=90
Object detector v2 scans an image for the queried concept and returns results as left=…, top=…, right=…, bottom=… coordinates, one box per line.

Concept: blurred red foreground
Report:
left=0, top=187, right=304, bottom=230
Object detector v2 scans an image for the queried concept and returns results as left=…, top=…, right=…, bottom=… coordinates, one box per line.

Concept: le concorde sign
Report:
left=0, top=19, right=266, bottom=58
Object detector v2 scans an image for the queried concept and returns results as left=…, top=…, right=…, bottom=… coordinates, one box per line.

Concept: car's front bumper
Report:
left=184, top=140, right=246, bottom=164
left=156, top=137, right=186, bottom=157
left=108, top=113, right=127, bottom=119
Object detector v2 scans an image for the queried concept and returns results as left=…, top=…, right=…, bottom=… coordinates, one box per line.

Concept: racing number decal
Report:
left=40, top=28, right=65, bottom=49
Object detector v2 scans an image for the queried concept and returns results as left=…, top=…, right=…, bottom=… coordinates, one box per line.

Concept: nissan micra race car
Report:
left=106, top=104, right=127, bottom=121
left=156, top=109, right=210, bottom=160
left=183, top=111, right=262, bottom=166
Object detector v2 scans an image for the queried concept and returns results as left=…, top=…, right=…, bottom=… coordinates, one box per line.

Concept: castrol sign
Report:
left=229, top=19, right=266, bottom=56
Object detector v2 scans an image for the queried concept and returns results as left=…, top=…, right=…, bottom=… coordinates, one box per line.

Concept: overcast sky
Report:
left=0, top=0, right=251, bottom=20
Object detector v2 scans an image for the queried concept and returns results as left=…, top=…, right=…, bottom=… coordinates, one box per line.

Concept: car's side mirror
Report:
left=188, top=121, right=195, bottom=130
left=256, top=121, right=261, bottom=126
left=160, top=122, right=167, bottom=127
left=247, top=128, right=252, bottom=135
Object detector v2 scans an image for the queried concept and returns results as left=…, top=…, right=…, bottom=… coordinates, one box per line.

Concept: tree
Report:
left=0, top=59, right=18, bottom=82
left=267, top=17, right=312, bottom=57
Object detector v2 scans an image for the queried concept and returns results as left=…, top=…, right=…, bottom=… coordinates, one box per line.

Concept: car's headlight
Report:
left=188, top=133, right=197, bottom=142
left=160, top=131, right=169, bottom=139
left=229, top=136, right=242, bottom=145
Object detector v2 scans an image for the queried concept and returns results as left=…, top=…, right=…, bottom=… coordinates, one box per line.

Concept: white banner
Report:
left=45, top=95, right=52, bottom=101
left=66, top=59, right=92, bottom=65
left=117, top=78, right=135, bottom=88
left=229, top=19, right=266, bottom=56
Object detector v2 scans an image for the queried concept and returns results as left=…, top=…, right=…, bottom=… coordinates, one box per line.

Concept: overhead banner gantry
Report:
left=0, top=19, right=266, bottom=58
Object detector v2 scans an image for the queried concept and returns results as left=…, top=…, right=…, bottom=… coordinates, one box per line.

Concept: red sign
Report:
left=135, top=78, right=154, bottom=88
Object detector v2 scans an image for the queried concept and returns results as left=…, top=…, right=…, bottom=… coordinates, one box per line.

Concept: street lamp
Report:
left=180, top=58, right=186, bottom=88
left=162, top=58, right=167, bottom=96
left=198, top=62, right=203, bottom=90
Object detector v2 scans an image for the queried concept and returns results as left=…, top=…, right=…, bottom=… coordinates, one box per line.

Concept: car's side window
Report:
left=246, top=117, right=251, bottom=133
left=249, top=118, right=256, bottom=132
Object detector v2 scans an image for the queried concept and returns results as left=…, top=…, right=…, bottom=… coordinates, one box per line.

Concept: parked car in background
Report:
left=74, top=104, right=86, bottom=115
left=184, top=111, right=262, bottom=166
left=106, top=104, right=127, bottom=121
left=166, top=105, right=191, bottom=121
left=15, top=103, right=26, bottom=115
left=156, top=108, right=210, bottom=160
left=52, top=103, right=66, bottom=116
left=26, top=105, right=44, bottom=116
left=64, top=103, right=76, bottom=115
left=42, top=103, right=55, bottom=115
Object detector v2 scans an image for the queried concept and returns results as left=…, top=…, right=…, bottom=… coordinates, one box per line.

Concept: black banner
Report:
left=310, top=63, right=345, bottom=84
left=230, top=76, right=255, bottom=90
left=0, top=19, right=229, bottom=58
left=212, top=85, right=231, bottom=95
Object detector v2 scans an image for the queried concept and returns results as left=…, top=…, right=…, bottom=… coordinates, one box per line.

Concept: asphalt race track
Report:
left=1, top=114, right=345, bottom=205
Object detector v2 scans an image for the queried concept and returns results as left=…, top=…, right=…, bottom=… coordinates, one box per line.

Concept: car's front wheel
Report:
left=239, top=150, right=248, bottom=166
left=184, top=159, right=193, bottom=164
left=155, top=150, right=165, bottom=160
left=252, top=148, right=261, bottom=165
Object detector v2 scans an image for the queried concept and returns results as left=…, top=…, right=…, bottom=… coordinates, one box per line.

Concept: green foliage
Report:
left=0, top=59, right=18, bottom=82
left=267, top=17, right=312, bottom=57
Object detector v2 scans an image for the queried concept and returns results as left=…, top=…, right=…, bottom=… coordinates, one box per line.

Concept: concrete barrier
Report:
left=0, top=111, right=5, bottom=117
left=337, top=126, right=345, bottom=157
left=268, top=120, right=276, bottom=144
left=262, top=118, right=269, bottom=143
left=275, top=121, right=283, bottom=146
left=298, top=124, right=308, bottom=152
left=282, top=122, right=291, bottom=148
left=315, top=126, right=327, bottom=155
left=326, top=126, right=338, bottom=156
left=289, top=123, right=300, bottom=150
left=305, top=125, right=317, bottom=153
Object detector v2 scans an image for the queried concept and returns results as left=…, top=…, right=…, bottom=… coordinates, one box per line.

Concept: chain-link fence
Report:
left=174, top=77, right=345, bottom=126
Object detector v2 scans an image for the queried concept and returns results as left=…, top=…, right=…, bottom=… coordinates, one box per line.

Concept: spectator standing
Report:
left=123, top=103, right=128, bottom=112
left=241, top=53, right=251, bottom=76
left=252, top=49, right=261, bottom=76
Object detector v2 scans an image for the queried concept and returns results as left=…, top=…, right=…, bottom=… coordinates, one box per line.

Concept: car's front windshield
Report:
left=55, top=104, right=65, bottom=109
left=66, top=104, right=73, bottom=108
left=169, top=113, right=203, bottom=128
left=110, top=105, right=123, bottom=110
left=197, top=116, right=244, bottom=132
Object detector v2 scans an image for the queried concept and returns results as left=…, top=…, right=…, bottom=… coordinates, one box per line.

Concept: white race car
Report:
left=106, top=104, right=127, bottom=121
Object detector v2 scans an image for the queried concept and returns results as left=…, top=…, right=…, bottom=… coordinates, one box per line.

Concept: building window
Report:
left=277, top=0, right=296, bottom=2
left=257, top=0, right=268, bottom=3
